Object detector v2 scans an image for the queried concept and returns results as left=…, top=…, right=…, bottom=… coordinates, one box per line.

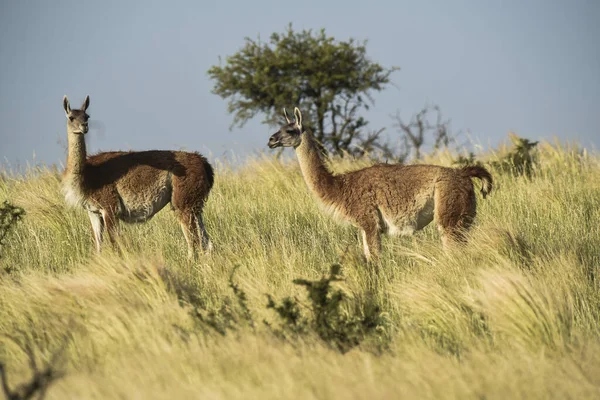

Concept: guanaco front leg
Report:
left=361, top=227, right=381, bottom=260
left=88, top=211, right=104, bottom=252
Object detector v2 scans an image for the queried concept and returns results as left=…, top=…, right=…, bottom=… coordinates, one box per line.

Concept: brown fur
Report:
left=269, top=107, right=492, bottom=259
left=61, top=95, right=214, bottom=258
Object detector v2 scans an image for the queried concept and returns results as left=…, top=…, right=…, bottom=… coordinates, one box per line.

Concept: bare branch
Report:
left=392, top=104, right=456, bottom=160
left=0, top=333, right=70, bottom=400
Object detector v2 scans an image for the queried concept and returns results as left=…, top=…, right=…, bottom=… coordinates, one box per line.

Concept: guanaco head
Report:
left=63, top=95, right=90, bottom=134
left=268, top=107, right=303, bottom=149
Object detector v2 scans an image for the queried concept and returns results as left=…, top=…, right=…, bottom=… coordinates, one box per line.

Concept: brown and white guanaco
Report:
left=268, top=107, right=492, bottom=259
left=62, top=95, right=214, bottom=258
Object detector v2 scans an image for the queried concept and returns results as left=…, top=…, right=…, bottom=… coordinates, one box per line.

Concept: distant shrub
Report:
left=0, top=200, right=25, bottom=260
left=492, top=133, right=539, bottom=177
left=452, top=151, right=482, bottom=168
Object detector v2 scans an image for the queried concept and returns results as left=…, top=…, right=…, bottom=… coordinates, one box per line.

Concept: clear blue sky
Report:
left=1, top=0, right=598, bottom=169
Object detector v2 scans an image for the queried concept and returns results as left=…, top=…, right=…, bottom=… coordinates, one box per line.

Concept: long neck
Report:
left=65, top=129, right=87, bottom=176
left=295, top=131, right=338, bottom=200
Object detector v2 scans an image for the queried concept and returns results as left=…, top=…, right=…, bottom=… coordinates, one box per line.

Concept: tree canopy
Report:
left=208, top=25, right=398, bottom=156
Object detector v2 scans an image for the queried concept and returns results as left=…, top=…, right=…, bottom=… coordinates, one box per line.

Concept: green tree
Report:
left=208, top=25, right=398, bottom=156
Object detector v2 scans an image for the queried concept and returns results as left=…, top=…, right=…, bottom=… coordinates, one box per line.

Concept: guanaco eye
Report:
left=68, top=116, right=74, bottom=122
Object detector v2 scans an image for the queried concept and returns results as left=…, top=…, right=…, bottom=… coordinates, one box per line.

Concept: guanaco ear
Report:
left=294, top=107, right=302, bottom=128
left=63, top=95, right=71, bottom=116
left=283, top=108, right=291, bottom=124
left=81, top=95, right=90, bottom=112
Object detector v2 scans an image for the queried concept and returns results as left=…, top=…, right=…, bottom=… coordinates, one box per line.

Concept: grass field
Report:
left=1, top=140, right=599, bottom=399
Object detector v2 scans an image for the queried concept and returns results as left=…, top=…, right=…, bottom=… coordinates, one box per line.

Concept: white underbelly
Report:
left=380, top=197, right=435, bottom=236
left=381, top=213, right=418, bottom=236
left=117, top=188, right=171, bottom=223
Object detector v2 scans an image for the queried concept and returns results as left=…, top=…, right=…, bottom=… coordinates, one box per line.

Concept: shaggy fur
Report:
left=61, top=95, right=214, bottom=258
left=268, top=107, right=492, bottom=259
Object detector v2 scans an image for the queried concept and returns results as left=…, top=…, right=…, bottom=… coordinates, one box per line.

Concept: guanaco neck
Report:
left=295, top=131, right=339, bottom=201
left=65, top=129, right=87, bottom=177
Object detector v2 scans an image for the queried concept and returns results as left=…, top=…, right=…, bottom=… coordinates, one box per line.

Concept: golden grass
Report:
left=0, top=141, right=599, bottom=399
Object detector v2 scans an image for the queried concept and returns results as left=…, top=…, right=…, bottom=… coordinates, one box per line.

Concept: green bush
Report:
left=266, top=264, right=387, bottom=353
left=0, top=200, right=25, bottom=260
left=492, top=133, right=539, bottom=177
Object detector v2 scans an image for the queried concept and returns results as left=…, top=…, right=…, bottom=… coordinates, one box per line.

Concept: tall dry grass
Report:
left=0, top=139, right=599, bottom=399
